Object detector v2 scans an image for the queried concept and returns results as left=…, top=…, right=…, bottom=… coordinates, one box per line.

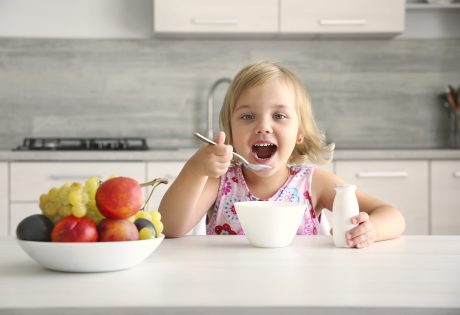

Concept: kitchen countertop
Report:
left=0, top=149, right=460, bottom=161
left=0, top=235, right=459, bottom=315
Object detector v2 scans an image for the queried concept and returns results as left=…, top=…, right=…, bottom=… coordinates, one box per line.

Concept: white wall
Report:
left=0, top=0, right=153, bottom=38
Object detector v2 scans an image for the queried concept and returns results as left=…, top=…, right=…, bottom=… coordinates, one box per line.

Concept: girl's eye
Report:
left=241, top=113, right=255, bottom=120
left=273, top=113, right=287, bottom=120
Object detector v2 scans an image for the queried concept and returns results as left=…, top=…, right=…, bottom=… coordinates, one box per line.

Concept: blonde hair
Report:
left=219, top=61, right=334, bottom=164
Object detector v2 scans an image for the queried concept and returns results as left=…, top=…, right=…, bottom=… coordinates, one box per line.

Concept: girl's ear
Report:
left=296, top=132, right=304, bottom=144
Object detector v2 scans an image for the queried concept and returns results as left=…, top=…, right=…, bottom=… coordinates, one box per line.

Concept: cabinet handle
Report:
left=319, top=19, right=367, bottom=26
left=49, top=175, right=102, bottom=181
left=356, top=171, right=409, bottom=178
left=191, top=18, right=240, bottom=26
left=454, top=171, right=460, bottom=178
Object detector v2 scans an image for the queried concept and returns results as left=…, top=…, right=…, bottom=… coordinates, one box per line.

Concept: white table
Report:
left=1, top=235, right=459, bottom=315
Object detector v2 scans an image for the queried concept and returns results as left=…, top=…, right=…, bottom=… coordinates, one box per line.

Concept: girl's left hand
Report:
left=346, top=212, right=376, bottom=249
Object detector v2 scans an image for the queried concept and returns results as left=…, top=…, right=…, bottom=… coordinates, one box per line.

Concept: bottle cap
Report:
left=335, top=184, right=357, bottom=190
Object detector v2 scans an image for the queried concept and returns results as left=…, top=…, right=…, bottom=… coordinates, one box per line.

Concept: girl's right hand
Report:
left=191, top=131, right=233, bottom=178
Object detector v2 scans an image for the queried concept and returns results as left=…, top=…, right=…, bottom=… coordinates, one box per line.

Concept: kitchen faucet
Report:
left=206, top=77, right=231, bottom=139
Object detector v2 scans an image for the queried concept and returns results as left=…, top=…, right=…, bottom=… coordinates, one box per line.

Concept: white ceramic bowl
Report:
left=17, top=236, right=164, bottom=273
left=234, top=201, right=305, bottom=248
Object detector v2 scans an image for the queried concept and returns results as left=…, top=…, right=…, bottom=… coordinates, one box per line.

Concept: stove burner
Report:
left=14, top=138, right=149, bottom=151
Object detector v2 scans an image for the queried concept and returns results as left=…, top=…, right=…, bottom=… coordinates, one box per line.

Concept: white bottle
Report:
left=332, top=184, right=359, bottom=248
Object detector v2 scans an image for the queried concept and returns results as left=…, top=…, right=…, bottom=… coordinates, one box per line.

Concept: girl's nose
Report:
left=255, top=118, right=273, bottom=134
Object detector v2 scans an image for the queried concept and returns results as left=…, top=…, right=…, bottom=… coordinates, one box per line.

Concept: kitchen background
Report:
left=0, top=0, right=459, bottom=150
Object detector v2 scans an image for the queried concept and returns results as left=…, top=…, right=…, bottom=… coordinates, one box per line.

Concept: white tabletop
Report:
left=1, top=235, right=459, bottom=315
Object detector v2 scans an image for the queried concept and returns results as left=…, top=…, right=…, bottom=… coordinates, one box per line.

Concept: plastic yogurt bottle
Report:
left=332, top=184, right=359, bottom=248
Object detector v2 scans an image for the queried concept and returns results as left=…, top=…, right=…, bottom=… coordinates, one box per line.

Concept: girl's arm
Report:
left=312, top=168, right=406, bottom=248
left=159, top=132, right=233, bottom=238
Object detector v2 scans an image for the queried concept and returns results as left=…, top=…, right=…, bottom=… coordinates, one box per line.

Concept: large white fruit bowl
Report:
left=17, top=236, right=164, bottom=273
left=234, top=201, right=305, bottom=248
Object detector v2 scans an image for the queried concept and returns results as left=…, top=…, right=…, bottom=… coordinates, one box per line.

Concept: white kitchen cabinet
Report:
left=0, top=163, right=8, bottom=236
left=8, top=162, right=146, bottom=236
left=0, top=0, right=152, bottom=39
left=154, top=0, right=278, bottom=33
left=430, top=161, right=460, bottom=235
left=335, top=160, right=429, bottom=235
left=403, top=2, right=460, bottom=39
left=280, top=0, right=405, bottom=36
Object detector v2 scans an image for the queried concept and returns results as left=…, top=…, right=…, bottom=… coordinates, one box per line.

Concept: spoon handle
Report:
left=193, top=132, right=250, bottom=165
left=193, top=132, right=217, bottom=145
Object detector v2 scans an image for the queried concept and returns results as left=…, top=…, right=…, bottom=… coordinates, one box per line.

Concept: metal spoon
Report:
left=193, top=132, right=272, bottom=172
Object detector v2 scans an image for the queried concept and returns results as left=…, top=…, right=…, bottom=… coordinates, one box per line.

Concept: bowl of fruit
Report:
left=16, top=176, right=168, bottom=273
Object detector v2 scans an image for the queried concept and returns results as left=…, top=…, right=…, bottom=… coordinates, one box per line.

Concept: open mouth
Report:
left=252, top=143, right=277, bottom=160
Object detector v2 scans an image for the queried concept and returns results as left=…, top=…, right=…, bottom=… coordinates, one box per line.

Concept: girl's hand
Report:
left=346, top=212, right=377, bottom=249
left=192, top=131, right=233, bottom=178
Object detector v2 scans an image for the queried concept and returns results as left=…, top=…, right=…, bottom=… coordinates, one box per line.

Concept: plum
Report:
left=16, top=214, right=54, bottom=242
left=134, top=218, right=157, bottom=238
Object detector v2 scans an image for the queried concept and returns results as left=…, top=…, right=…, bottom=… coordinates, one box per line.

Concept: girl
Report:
left=159, top=61, right=405, bottom=248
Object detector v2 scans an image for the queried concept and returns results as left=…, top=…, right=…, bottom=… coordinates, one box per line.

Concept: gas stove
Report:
left=14, top=137, right=149, bottom=151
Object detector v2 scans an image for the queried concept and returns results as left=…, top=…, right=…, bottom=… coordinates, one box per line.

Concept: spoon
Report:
left=193, top=132, right=272, bottom=172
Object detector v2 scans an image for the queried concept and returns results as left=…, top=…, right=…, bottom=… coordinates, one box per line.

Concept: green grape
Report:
left=85, top=176, right=99, bottom=192
left=43, top=202, right=57, bottom=216
left=39, top=194, right=48, bottom=210
left=48, top=187, right=58, bottom=200
left=70, top=182, right=82, bottom=191
left=39, top=176, right=104, bottom=224
left=57, top=185, right=69, bottom=206
left=86, top=198, right=104, bottom=223
left=71, top=203, right=86, bottom=218
left=59, top=204, right=72, bottom=218
left=81, top=191, right=89, bottom=204
left=68, top=190, right=82, bottom=206
left=149, top=210, right=161, bottom=222
left=139, top=227, right=155, bottom=240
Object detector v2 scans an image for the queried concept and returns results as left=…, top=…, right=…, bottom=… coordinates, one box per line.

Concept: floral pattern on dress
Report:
left=221, top=176, right=232, bottom=196
left=223, top=196, right=240, bottom=223
left=277, top=187, right=300, bottom=203
left=214, top=223, right=237, bottom=235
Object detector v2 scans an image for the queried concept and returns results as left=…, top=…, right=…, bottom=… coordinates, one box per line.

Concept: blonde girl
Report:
left=159, top=61, right=405, bottom=248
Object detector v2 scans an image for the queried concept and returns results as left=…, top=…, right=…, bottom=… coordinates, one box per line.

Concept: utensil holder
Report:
left=448, top=111, right=460, bottom=148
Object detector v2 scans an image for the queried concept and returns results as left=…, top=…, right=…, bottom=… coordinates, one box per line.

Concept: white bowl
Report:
left=235, top=201, right=305, bottom=248
left=17, top=236, right=164, bottom=273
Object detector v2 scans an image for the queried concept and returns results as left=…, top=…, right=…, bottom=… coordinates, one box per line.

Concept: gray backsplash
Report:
left=0, top=38, right=459, bottom=150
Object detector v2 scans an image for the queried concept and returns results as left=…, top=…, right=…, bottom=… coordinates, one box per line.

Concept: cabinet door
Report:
left=154, top=0, right=278, bottom=33
left=335, top=161, right=429, bottom=235
left=0, top=163, right=8, bottom=236
left=280, top=0, right=405, bottom=34
left=431, top=161, right=460, bottom=235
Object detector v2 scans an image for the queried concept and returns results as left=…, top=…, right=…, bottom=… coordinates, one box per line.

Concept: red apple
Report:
left=98, top=218, right=139, bottom=242
left=51, top=216, right=98, bottom=242
left=95, top=177, right=143, bottom=219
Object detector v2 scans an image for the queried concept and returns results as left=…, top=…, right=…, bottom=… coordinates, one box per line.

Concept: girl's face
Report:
left=231, top=79, right=301, bottom=173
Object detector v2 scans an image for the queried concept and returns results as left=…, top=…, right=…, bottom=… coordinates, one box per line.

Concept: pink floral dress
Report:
left=206, top=164, right=320, bottom=235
